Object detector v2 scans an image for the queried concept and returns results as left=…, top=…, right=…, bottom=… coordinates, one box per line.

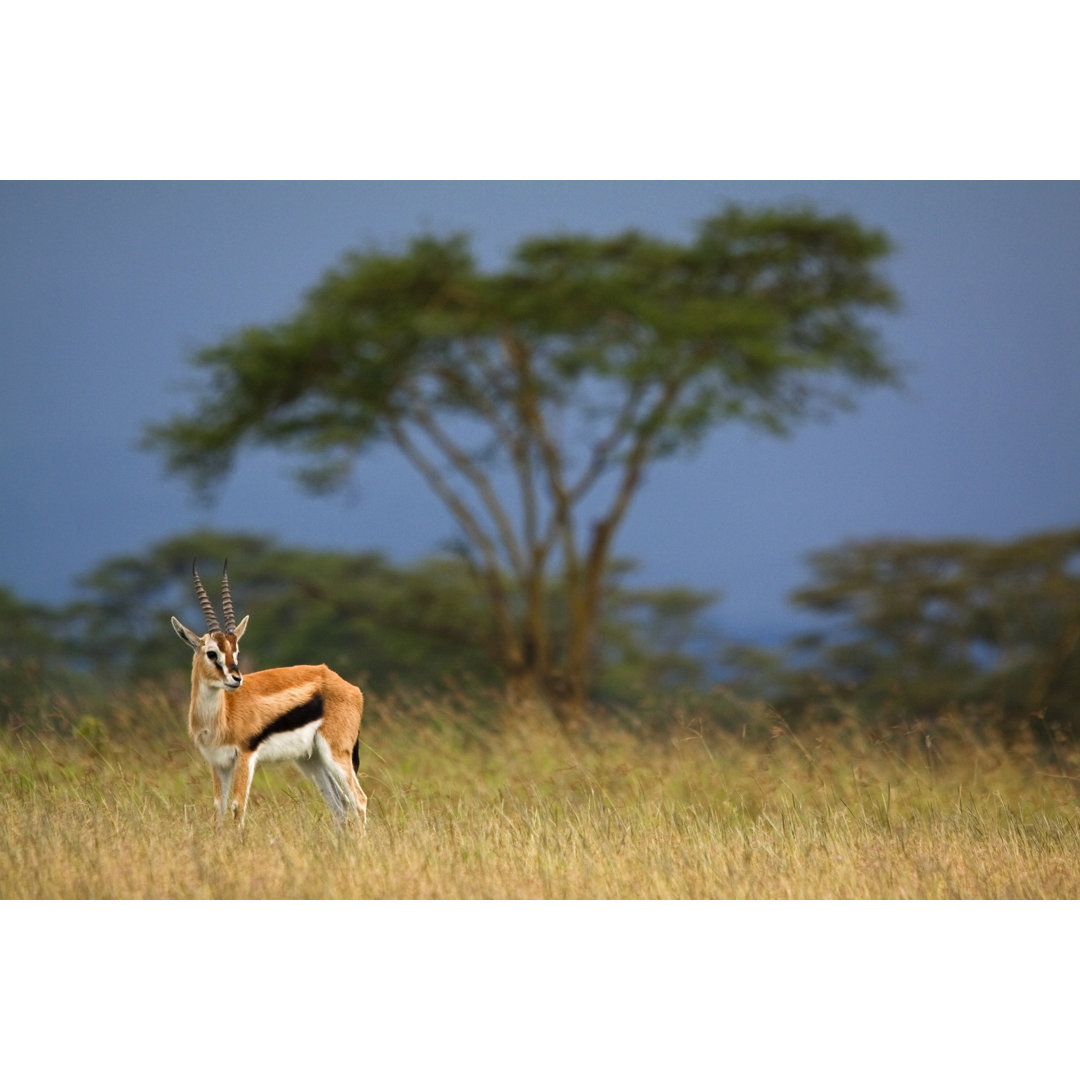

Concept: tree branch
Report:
left=412, top=399, right=527, bottom=582
left=388, top=419, right=521, bottom=669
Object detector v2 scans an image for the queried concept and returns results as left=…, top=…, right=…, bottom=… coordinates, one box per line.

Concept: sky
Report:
left=2, top=181, right=1079, bottom=643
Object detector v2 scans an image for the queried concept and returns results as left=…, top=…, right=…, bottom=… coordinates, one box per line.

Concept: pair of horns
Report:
left=191, top=559, right=237, bottom=634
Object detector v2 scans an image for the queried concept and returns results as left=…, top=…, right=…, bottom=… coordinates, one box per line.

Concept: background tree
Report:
left=730, top=528, right=1080, bottom=747
left=145, top=206, right=899, bottom=713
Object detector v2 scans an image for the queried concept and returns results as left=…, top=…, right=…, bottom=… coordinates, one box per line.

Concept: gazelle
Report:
left=171, top=560, right=368, bottom=828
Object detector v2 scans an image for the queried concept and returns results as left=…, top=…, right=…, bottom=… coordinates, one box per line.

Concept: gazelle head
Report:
left=171, top=559, right=250, bottom=691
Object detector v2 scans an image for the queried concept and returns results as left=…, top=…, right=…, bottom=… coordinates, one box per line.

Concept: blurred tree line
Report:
left=4, top=526, right=1080, bottom=750
left=0, top=530, right=720, bottom=717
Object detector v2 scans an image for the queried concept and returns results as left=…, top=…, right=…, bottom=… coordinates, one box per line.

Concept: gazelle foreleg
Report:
left=209, top=757, right=238, bottom=821
left=223, top=751, right=256, bottom=825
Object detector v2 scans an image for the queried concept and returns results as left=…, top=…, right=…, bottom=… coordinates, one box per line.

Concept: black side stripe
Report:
left=247, top=693, right=324, bottom=752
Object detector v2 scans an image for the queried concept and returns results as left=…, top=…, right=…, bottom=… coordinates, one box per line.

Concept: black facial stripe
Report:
left=208, top=652, right=236, bottom=676
left=246, top=694, right=324, bottom=752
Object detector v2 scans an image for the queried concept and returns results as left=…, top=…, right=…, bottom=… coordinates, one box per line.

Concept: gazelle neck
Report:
left=188, top=663, right=229, bottom=742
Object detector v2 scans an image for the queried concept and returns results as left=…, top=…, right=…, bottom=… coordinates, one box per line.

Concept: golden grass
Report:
left=3, top=687, right=1080, bottom=899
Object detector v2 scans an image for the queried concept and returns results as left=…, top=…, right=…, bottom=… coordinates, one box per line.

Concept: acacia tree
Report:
left=784, top=529, right=1080, bottom=742
left=145, top=205, right=899, bottom=713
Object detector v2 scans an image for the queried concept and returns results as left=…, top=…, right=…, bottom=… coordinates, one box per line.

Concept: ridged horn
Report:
left=221, top=559, right=236, bottom=634
left=192, top=559, right=221, bottom=633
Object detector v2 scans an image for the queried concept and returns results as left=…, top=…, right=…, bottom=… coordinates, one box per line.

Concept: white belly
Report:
left=253, top=719, right=324, bottom=763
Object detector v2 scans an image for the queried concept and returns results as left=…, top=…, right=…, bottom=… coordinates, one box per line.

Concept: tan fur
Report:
left=172, top=617, right=367, bottom=827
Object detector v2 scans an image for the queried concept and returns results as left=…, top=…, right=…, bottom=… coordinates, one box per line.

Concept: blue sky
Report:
left=2, top=181, right=1079, bottom=642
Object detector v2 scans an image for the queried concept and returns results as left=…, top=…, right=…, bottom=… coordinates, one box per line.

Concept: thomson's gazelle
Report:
left=171, top=561, right=368, bottom=827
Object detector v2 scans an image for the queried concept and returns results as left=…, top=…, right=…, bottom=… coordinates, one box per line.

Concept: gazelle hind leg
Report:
left=298, top=734, right=361, bottom=825
left=326, top=759, right=366, bottom=825
left=296, top=757, right=351, bottom=823
left=338, top=748, right=367, bottom=825
left=345, top=764, right=368, bottom=825
left=345, top=736, right=368, bottom=824
left=325, top=736, right=366, bottom=825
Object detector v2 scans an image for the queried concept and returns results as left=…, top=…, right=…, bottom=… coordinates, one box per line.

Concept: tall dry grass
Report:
left=2, top=685, right=1079, bottom=899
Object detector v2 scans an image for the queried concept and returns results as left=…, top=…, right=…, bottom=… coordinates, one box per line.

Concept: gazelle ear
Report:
left=171, top=616, right=203, bottom=652
left=233, top=615, right=249, bottom=642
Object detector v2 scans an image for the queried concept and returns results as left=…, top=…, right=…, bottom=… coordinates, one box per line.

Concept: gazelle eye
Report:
left=206, top=650, right=218, bottom=662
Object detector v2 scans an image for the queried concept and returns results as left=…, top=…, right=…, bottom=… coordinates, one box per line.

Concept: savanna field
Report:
left=4, top=682, right=1080, bottom=900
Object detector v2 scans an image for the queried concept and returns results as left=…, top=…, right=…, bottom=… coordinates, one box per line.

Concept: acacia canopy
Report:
left=723, top=528, right=1080, bottom=749
left=146, top=205, right=899, bottom=711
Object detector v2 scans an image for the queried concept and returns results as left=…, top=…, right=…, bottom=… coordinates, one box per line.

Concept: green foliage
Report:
left=143, top=206, right=899, bottom=704
left=145, top=211, right=898, bottom=488
left=726, top=527, right=1080, bottom=746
